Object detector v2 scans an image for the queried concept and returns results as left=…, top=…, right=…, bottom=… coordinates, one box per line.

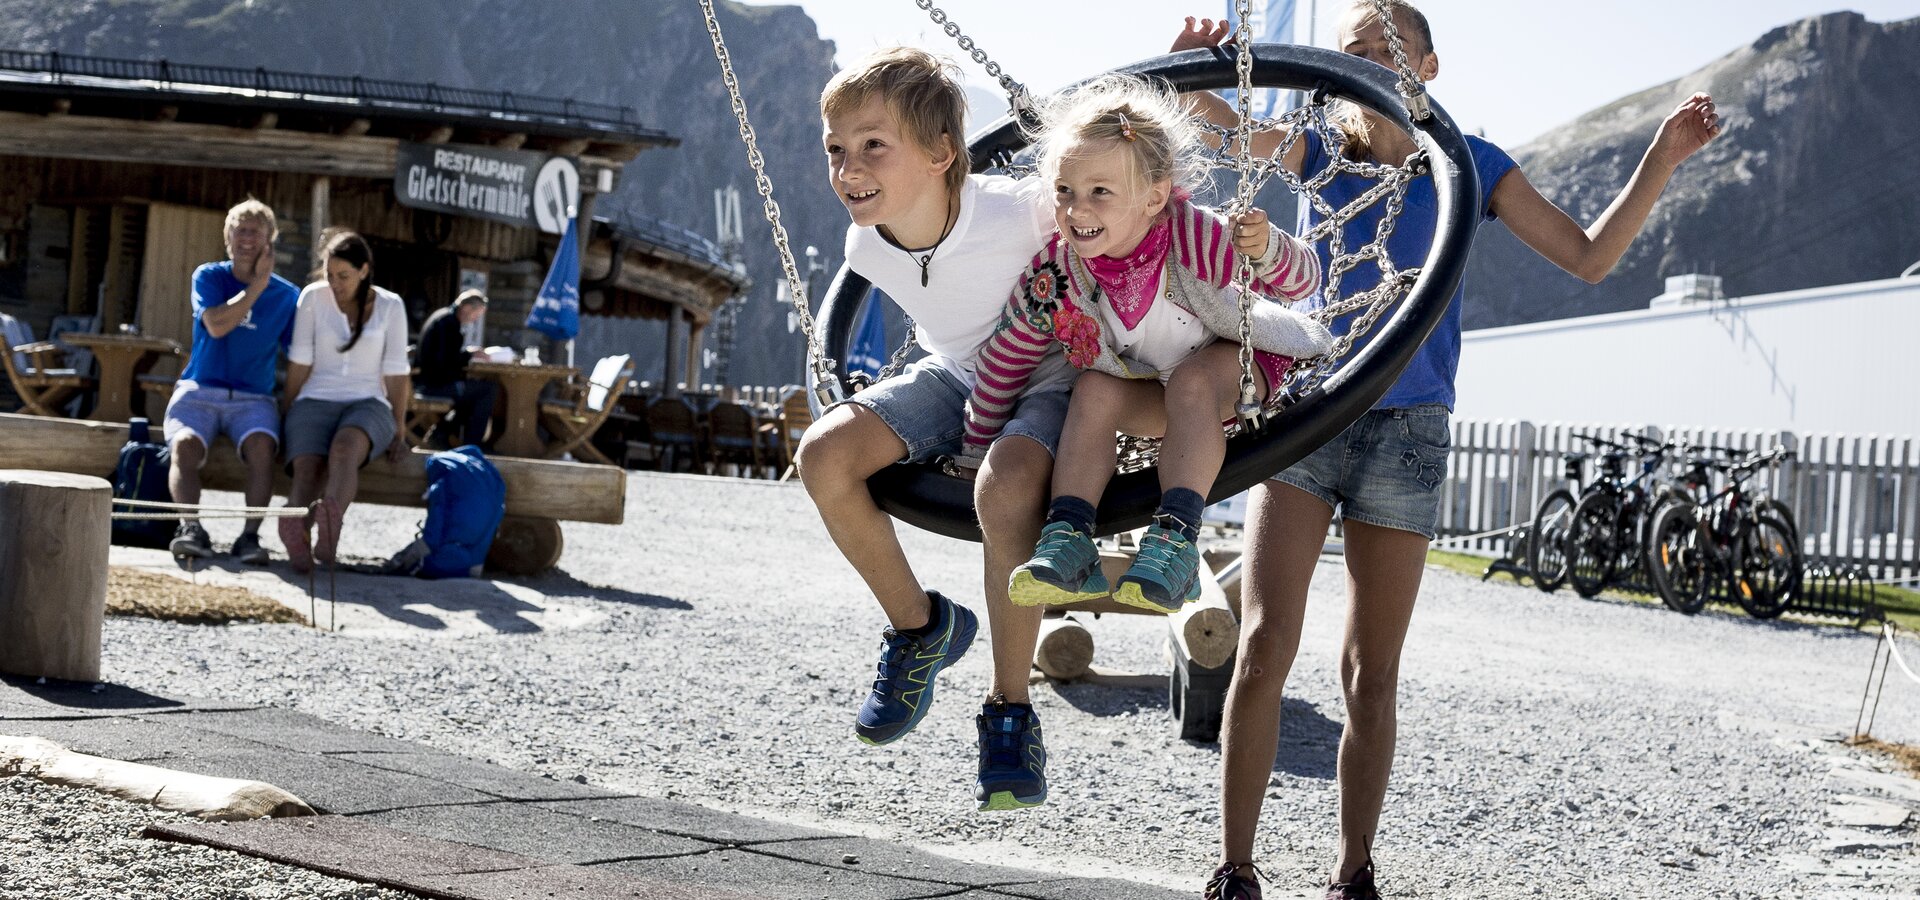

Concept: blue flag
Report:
left=846, top=287, right=889, bottom=379
left=1222, top=0, right=1299, bottom=119
left=527, top=215, right=581, bottom=341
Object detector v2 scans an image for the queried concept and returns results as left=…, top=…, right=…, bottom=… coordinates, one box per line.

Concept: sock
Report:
left=901, top=592, right=942, bottom=637
left=1156, top=488, right=1204, bottom=541
left=1045, top=495, right=1097, bottom=535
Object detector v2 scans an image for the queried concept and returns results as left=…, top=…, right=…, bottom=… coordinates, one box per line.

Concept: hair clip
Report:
left=1117, top=113, right=1136, bottom=142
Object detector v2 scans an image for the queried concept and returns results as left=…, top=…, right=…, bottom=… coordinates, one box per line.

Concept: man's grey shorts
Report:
left=1271, top=404, right=1452, bottom=539
left=841, top=360, right=1069, bottom=462
left=164, top=384, right=279, bottom=449
left=284, top=397, right=397, bottom=466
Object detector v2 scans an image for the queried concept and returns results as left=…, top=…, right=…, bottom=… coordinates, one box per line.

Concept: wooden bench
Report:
left=0, top=412, right=625, bottom=574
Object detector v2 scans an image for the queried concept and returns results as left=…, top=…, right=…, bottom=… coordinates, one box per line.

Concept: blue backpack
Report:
left=111, top=418, right=173, bottom=548
left=417, top=445, right=506, bottom=578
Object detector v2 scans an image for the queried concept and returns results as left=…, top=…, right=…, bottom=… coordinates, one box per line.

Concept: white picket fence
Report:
left=1435, top=420, right=1920, bottom=583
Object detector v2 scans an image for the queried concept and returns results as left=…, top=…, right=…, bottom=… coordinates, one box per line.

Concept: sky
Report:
left=767, top=0, right=1920, bottom=147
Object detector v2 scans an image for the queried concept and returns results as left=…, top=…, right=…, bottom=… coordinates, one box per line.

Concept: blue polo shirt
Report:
left=179, top=261, right=300, bottom=396
left=1295, top=130, right=1518, bottom=411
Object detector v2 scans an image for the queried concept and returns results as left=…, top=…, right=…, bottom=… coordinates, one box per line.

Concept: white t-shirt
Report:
left=289, top=283, right=411, bottom=405
left=1099, top=283, right=1219, bottom=382
left=845, top=173, right=1074, bottom=392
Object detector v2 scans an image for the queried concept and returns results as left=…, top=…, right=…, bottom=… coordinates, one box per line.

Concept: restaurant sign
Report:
left=395, top=142, right=580, bottom=235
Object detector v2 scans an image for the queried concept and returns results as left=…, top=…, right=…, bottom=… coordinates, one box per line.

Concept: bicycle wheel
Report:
left=1566, top=492, right=1619, bottom=600
left=1646, top=501, right=1709, bottom=615
left=1526, top=489, right=1577, bottom=593
left=1734, top=514, right=1802, bottom=619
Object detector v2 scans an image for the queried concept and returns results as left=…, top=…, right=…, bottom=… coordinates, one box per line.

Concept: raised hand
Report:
left=1172, top=16, right=1230, bottom=53
left=1231, top=208, right=1271, bottom=262
left=248, top=241, right=275, bottom=292
left=1653, top=92, right=1721, bottom=170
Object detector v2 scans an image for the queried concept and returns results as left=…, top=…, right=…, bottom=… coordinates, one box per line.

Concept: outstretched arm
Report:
left=1171, top=17, right=1306, bottom=174
left=1494, top=92, right=1721, bottom=284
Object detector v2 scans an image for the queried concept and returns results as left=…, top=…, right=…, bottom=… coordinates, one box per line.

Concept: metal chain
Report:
left=698, top=0, right=843, bottom=406
left=878, top=318, right=918, bottom=380
left=1371, top=0, right=1431, bottom=120
left=1227, top=0, right=1263, bottom=426
left=913, top=0, right=1033, bottom=117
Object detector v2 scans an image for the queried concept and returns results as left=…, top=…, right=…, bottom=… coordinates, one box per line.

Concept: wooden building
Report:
left=0, top=48, right=744, bottom=395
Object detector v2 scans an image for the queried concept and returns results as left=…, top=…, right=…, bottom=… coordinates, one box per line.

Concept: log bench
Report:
left=0, top=412, right=625, bottom=574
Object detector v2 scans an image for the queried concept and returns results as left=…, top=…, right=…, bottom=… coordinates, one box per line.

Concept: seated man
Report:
left=165, top=199, right=299, bottom=563
left=414, top=289, right=498, bottom=448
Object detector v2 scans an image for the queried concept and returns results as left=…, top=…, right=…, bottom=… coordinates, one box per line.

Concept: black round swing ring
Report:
left=818, top=44, right=1482, bottom=541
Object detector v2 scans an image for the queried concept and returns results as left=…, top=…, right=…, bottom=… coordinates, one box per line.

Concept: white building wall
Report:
left=1453, top=276, right=1920, bottom=439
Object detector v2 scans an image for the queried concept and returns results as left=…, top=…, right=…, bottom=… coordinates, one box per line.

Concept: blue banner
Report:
left=526, top=215, right=581, bottom=341
left=1223, top=0, right=1299, bottom=119
left=845, top=287, right=890, bottom=379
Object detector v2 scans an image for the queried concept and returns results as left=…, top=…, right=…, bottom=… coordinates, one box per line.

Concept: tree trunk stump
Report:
left=486, top=515, right=563, bottom=575
left=1034, top=614, right=1094, bottom=681
left=0, top=470, right=110, bottom=681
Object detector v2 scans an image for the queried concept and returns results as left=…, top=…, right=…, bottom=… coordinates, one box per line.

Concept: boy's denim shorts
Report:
left=163, top=384, right=280, bottom=449
left=842, top=360, right=1069, bottom=463
left=1270, top=403, right=1452, bottom=539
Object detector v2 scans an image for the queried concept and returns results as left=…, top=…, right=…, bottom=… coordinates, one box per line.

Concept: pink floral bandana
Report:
left=1084, top=216, right=1172, bottom=331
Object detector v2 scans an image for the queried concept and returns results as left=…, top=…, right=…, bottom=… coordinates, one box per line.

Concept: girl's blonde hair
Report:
left=1032, top=74, right=1207, bottom=198
left=1331, top=0, right=1435, bottom=161
left=821, top=47, right=970, bottom=197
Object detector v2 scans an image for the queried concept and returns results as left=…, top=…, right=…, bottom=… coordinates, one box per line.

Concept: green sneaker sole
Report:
left=977, top=789, right=1047, bottom=811
left=1110, top=579, right=1196, bottom=614
left=1008, top=569, right=1109, bottom=608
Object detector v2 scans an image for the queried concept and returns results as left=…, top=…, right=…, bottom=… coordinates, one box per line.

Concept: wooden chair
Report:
left=0, top=312, right=92, bottom=417
left=642, top=394, right=703, bottom=473
left=539, top=353, right=633, bottom=465
left=777, top=386, right=814, bottom=481
left=405, top=394, right=456, bottom=447
left=706, top=401, right=780, bottom=478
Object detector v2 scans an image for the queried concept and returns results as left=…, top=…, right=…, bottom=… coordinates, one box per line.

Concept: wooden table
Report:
left=468, top=361, right=579, bottom=458
left=60, top=332, right=182, bottom=423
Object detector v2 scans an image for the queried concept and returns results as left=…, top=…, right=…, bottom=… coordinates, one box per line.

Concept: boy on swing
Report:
left=795, top=47, right=1072, bottom=809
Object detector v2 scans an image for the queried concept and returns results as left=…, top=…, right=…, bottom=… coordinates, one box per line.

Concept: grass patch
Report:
left=1847, top=736, right=1920, bottom=779
left=1866, top=583, right=1920, bottom=633
left=106, top=567, right=307, bottom=626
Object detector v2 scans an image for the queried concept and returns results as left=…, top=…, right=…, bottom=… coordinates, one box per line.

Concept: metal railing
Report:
left=0, top=48, right=650, bottom=135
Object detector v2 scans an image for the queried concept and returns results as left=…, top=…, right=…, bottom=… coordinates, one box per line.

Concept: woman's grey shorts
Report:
left=1270, top=404, right=1452, bottom=539
left=841, top=360, right=1069, bottom=463
left=284, top=397, right=397, bottom=466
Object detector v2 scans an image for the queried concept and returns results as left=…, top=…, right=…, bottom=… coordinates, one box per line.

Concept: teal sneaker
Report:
left=854, top=591, right=977, bottom=746
left=976, top=700, right=1046, bottom=811
left=1112, top=522, right=1202, bottom=613
left=1009, top=522, right=1109, bottom=607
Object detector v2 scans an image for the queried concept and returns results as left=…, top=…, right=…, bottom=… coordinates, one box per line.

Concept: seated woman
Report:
left=278, top=230, right=411, bottom=572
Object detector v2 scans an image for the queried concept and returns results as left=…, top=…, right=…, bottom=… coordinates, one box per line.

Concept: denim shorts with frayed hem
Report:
left=284, top=396, right=396, bottom=467
left=839, top=360, right=1069, bottom=462
left=1270, top=403, right=1451, bottom=540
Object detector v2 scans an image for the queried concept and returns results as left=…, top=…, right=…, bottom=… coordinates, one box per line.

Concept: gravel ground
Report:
left=22, top=472, right=1920, bottom=898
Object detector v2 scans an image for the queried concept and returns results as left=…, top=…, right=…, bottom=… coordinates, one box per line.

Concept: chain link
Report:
left=698, top=0, right=842, bottom=405
left=913, top=0, right=1031, bottom=116
left=1226, top=0, right=1263, bottom=426
left=1372, top=0, right=1431, bottom=120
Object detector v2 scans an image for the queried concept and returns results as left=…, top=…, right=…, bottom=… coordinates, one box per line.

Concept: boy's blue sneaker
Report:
left=976, top=700, right=1047, bottom=811
left=855, top=591, right=977, bottom=746
left=1113, top=523, right=1203, bottom=613
left=1009, top=521, right=1109, bottom=607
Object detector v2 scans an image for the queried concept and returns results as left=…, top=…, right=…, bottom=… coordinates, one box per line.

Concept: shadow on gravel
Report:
left=509, top=570, right=694, bottom=612
left=0, top=676, right=187, bottom=715
left=1049, top=682, right=1165, bottom=717
left=254, top=568, right=552, bottom=634
left=1188, top=696, right=1341, bottom=779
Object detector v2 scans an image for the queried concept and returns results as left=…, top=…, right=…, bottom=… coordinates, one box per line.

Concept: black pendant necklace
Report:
left=885, top=193, right=957, bottom=288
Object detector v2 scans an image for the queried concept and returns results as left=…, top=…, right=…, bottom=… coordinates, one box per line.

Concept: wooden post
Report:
left=0, top=470, right=110, bottom=681
left=1034, top=614, right=1094, bottom=681
left=309, top=176, right=330, bottom=260
left=1168, top=559, right=1238, bottom=671
left=486, top=515, right=564, bottom=576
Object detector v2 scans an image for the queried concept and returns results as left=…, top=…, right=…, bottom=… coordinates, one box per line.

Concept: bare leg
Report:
left=1330, top=519, right=1429, bottom=883
left=975, top=435, right=1052, bottom=704
left=1219, top=481, right=1333, bottom=874
left=282, top=455, right=325, bottom=573
left=793, top=404, right=929, bottom=629
left=238, top=433, right=277, bottom=537
left=1049, top=371, right=1165, bottom=506
left=322, top=427, right=372, bottom=513
left=168, top=434, right=207, bottom=514
left=1159, top=342, right=1262, bottom=497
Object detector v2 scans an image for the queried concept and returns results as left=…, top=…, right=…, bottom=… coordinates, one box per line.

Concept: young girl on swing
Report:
left=962, top=75, right=1332, bottom=614
left=1171, top=3, right=1722, bottom=897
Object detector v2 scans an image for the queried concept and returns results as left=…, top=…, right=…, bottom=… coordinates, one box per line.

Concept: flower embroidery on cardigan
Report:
left=1052, top=304, right=1102, bottom=369
left=1023, top=260, right=1068, bottom=319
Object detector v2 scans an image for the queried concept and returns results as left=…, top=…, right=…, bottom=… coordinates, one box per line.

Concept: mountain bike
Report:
left=1528, top=445, right=1599, bottom=593
left=1564, top=433, right=1678, bottom=599
left=1645, top=448, right=1804, bottom=618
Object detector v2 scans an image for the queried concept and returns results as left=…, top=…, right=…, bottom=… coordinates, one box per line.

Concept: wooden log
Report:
left=1033, top=614, right=1094, bottom=681
left=1, top=736, right=312, bottom=820
left=487, top=516, right=564, bottom=576
left=1169, top=558, right=1239, bottom=671
left=0, top=470, right=110, bottom=681
left=0, top=413, right=624, bottom=525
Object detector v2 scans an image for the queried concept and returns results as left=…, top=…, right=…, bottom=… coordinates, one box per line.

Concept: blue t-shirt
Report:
left=179, top=261, right=300, bottom=396
left=1296, top=130, right=1517, bottom=410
